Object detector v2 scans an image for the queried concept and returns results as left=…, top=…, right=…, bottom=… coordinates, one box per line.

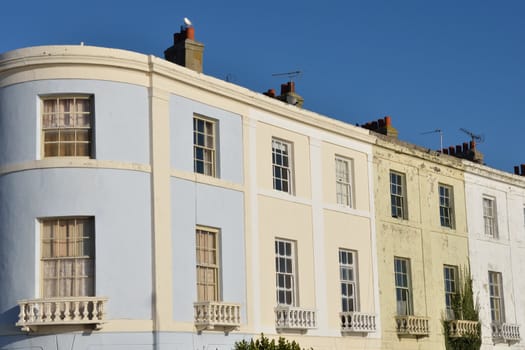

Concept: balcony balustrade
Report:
left=340, top=311, right=377, bottom=333
left=275, top=305, right=317, bottom=331
left=448, top=320, right=479, bottom=338
left=16, top=297, right=107, bottom=331
left=193, top=301, right=241, bottom=333
left=395, top=315, right=430, bottom=336
left=492, top=322, right=520, bottom=343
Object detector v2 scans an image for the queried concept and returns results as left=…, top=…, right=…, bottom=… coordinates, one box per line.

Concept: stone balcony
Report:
left=448, top=320, right=479, bottom=338
left=340, top=311, right=377, bottom=333
left=492, top=322, right=520, bottom=343
left=395, top=315, right=430, bottom=337
left=193, top=301, right=241, bottom=334
left=16, top=297, right=108, bottom=332
left=275, top=305, right=317, bottom=332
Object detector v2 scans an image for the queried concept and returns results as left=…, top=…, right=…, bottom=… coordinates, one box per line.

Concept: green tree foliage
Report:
left=443, top=266, right=481, bottom=350
left=234, top=333, right=306, bottom=350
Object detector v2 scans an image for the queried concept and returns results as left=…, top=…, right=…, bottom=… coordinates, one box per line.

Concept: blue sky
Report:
left=2, top=1, right=524, bottom=172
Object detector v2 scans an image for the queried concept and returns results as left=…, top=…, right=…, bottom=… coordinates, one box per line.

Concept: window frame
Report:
left=443, top=265, right=458, bottom=320
left=339, top=249, right=358, bottom=312
left=390, top=171, right=407, bottom=219
left=439, top=184, right=455, bottom=228
left=488, top=271, right=505, bottom=324
left=195, top=226, right=221, bottom=302
left=272, top=138, right=294, bottom=194
left=41, top=95, right=94, bottom=158
left=193, top=114, right=217, bottom=177
left=483, top=196, right=498, bottom=238
left=40, top=216, right=95, bottom=298
left=275, top=238, right=297, bottom=306
left=394, top=257, right=413, bottom=316
left=335, top=156, right=353, bottom=207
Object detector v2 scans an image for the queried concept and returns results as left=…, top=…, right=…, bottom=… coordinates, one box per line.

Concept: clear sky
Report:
left=2, top=1, right=524, bottom=173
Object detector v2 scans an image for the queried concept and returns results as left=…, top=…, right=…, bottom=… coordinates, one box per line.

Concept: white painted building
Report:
left=464, top=163, right=525, bottom=349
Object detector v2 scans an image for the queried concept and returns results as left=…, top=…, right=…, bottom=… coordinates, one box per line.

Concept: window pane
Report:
left=193, top=116, right=216, bottom=176
left=41, top=218, right=94, bottom=298
left=394, top=257, right=412, bottom=315
left=275, top=239, right=296, bottom=305
left=196, top=228, right=220, bottom=301
left=272, top=139, right=293, bottom=194
left=42, top=97, right=92, bottom=158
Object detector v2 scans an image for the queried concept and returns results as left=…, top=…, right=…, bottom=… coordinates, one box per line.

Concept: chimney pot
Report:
left=456, top=145, right=462, bottom=153
left=462, top=142, right=469, bottom=152
left=470, top=140, right=476, bottom=149
left=280, top=83, right=288, bottom=96
left=521, top=164, right=525, bottom=176
left=443, top=148, right=449, bottom=155
left=186, top=27, right=195, bottom=40
left=514, top=166, right=520, bottom=175
left=372, top=121, right=378, bottom=130
left=449, top=146, right=455, bottom=155
left=385, top=116, right=391, bottom=126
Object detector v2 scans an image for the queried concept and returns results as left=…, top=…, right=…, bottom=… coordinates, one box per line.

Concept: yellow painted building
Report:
left=371, top=131, right=471, bottom=349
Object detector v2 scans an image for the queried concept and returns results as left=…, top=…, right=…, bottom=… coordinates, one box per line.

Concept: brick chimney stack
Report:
left=164, top=20, right=204, bottom=73
left=360, top=116, right=398, bottom=138
left=263, top=81, right=304, bottom=108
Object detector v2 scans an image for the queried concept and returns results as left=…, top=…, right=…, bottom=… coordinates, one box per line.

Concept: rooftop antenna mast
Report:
left=421, top=129, right=443, bottom=152
left=459, top=127, right=485, bottom=145
left=272, top=70, right=302, bottom=82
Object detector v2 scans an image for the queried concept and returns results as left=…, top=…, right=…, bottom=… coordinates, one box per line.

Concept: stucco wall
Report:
left=0, top=168, right=153, bottom=326
left=170, top=178, right=246, bottom=323
left=0, top=80, right=149, bottom=165
left=465, top=170, right=525, bottom=349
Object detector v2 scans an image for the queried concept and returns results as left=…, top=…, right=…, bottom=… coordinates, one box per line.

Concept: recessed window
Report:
left=390, top=171, right=407, bottom=219
left=394, top=257, right=412, bottom=315
left=42, top=96, right=93, bottom=157
left=335, top=157, right=353, bottom=207
left=339, top=249, right=358, bottom=312
left=488, top=271, right=505, bottom=323
left=41, top=217, right=94, bottom=297
left=272, top=139, right=293, bottom=194
left=275, top=239, right=296, bottom=305
left=443, top=265, right=458, bottom=320
left=483, top=196, right=498, bottom=238
left=196, top=227, right=220, bottom=301
left=439, top=184, right=455, bottom=228
left=193, top=115, right=216, bottom=176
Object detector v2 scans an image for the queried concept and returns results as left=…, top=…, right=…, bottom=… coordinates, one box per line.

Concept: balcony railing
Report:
left=448, top=320, right=479, bottom=338
left=275, top=305, right=317, bottom=331
left=194, top=301, right=241, bottom=333
left=16, top=297, right=108, bottom=332
left=340, top=311, right=377, bottom=333
left=492, top=322, right=520, bottom=343
left=395, top=315, right=430, bottom=336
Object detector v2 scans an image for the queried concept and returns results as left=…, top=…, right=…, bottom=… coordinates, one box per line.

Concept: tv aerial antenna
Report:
left=421, top=129, right=443, bottom=151
left=460, top=128, right=485, bottom=144
left=272, top=70, right=302, bottom=81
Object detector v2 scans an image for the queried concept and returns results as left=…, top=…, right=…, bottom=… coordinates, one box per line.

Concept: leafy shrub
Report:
left=234, top=333, right=306, bottom=350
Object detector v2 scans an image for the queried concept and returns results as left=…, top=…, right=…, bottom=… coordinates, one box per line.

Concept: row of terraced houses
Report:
left=0, top=25, right=524, bottom=350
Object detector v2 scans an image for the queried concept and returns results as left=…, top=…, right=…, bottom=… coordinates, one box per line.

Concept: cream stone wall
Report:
left=373, top=138, right=470, bottom=350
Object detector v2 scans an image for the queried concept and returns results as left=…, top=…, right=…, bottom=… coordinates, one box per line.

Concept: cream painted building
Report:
left=371, top=131, right=472, bottom=350
left=464, top=163, right=525, bottom=349
left=0, top=26, right=383, bottom=350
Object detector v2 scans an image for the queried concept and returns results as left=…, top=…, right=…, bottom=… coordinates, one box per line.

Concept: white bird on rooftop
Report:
left=184, top=17, right=192, bottom=26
